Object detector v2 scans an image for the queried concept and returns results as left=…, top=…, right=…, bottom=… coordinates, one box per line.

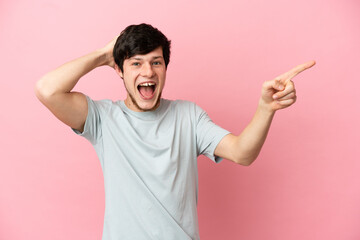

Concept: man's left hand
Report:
left=260, top=60, right=316, bottom=112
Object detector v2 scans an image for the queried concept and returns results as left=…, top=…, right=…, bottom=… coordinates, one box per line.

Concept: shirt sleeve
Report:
left=195, top=104, right=230, bottom=163
left=72, top=95, right=109, bottom=145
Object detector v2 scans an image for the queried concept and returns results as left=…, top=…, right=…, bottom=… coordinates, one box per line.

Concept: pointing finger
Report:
left=285, top=60, right=316, bottom=82
left=276, top=60, right=316, bottom=83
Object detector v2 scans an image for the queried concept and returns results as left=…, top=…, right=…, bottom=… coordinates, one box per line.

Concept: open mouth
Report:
left=137, top=82, right=156, bottom=100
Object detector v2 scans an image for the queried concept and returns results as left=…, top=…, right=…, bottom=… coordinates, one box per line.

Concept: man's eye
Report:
left=132, top=62, right=140, bottom=66
left=152, top=62, right=161, bottom=65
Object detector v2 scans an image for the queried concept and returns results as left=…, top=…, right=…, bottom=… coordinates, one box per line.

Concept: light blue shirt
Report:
left=73, top=96, right=230, bottom=240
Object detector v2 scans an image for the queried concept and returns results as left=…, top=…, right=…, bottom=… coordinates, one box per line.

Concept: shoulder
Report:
left=86, top=95, right=116, bottom=115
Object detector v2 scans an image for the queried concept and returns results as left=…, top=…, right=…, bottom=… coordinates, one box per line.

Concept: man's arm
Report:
left=35, top=37, right=117, bottom=132
left=215, top=61, right=316, bottom=166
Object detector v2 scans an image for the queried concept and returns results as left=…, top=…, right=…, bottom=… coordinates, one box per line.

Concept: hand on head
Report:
left=100, top=36, right=119, bottom=69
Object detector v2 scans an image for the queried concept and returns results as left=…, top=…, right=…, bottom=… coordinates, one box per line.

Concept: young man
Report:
left=35, top=23, right=315, bottom=240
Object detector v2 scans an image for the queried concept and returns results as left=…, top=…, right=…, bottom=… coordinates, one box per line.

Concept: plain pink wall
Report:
left=1, top=0, right=359, bottom=239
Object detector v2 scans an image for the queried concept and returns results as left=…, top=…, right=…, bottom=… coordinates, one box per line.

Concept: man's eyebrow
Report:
left=129, top=56, right=163, bottom=60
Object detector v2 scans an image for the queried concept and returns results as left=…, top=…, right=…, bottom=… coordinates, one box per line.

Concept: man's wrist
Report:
left=258, top=98, right=276, bottom=117
left=93, top=49, right=112, bottom=67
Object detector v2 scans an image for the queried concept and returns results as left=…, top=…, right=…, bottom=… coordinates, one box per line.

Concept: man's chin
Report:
left=128, top=93, right=162, bottom=112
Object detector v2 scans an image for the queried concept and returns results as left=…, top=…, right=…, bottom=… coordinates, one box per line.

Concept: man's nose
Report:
left=140, top=62, right=154, bottom=78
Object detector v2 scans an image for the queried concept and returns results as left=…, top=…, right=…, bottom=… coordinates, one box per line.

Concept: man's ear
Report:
left=114, top=64, right=124, bottom=79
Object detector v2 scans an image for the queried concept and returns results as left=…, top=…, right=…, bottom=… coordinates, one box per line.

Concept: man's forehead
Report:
left=128, top=47, right=163, bottom=60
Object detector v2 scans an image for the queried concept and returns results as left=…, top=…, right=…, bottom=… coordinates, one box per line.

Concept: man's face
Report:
left=116, top=46, right=166, bottom=112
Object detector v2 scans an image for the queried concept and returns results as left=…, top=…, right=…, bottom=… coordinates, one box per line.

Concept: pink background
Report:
left=1, top=0, right=359, bottom=239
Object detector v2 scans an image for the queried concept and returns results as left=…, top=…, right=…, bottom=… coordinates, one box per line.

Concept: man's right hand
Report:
left=99, top=36, right=119, bottom=69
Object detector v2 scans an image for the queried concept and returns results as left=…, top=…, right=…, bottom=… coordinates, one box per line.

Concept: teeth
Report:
left=139, top=82, right=155, bottom=87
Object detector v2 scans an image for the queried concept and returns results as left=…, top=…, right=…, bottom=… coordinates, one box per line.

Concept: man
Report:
left=35, top=23, right=315, bottom=239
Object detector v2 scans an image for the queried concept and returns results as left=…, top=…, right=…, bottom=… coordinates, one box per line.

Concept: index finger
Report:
left=280, top=60, right=316, bottom=82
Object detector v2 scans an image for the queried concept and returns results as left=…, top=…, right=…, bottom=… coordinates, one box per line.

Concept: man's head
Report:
left=113, top=23, right=171, bottom=73
left=113, top=23, right=171, bottom=112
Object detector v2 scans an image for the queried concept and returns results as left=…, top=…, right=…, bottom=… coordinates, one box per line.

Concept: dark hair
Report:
left=113, top=23, right=171, bottom=72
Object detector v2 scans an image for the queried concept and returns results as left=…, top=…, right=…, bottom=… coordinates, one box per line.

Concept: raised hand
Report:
left=99, top=36, right=119, bottom=69
left=260, top=60, right=316, bottom=112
